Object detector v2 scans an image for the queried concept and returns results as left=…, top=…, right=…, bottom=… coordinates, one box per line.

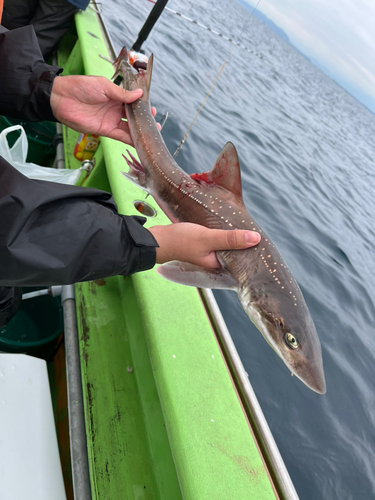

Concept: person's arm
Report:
left=0, top=24, right=158, bottom=142
left=0, top=155, right=157, bottom=286
left=0, top=25, right=61, bottom=121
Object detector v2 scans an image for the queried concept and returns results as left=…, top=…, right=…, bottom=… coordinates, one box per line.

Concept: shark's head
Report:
left=240, top=279, right=326, bottom=395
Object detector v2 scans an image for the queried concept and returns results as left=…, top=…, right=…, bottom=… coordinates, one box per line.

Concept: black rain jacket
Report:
left=0, top=25, right=158, bottom=288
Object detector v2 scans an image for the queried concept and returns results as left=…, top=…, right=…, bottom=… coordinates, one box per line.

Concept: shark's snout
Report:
left=297, top=359, right=326, bottom=395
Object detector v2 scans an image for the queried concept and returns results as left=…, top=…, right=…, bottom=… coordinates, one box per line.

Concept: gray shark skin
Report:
left=114, top=47, right=326, bottom=395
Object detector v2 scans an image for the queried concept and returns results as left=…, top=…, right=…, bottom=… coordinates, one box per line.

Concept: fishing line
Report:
left=146, top=0, right=263, bottom=57
left=173, top=0, right=262, bottom=158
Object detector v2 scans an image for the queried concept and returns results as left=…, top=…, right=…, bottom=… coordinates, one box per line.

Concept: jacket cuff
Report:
left=31, top=66, right=63, bottom=122
left=122, top=216, right=158, bottom=273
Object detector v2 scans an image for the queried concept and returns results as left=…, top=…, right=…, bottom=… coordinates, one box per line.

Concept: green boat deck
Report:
left=59, top=6, right=279, bottom=499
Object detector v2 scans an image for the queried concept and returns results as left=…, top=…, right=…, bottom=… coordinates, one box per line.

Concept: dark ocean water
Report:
left=103, top=0, right=375, bottom=498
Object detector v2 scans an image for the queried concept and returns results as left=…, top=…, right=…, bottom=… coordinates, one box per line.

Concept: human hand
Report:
left=148, top=223, right=261, bottom=268
left=50, top=75, right=159, bottom=145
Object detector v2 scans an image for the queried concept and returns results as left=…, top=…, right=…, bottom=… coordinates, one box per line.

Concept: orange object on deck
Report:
left=73, top=133, right=100, bottom=161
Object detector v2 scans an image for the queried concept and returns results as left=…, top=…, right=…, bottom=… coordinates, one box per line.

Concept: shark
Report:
left=113, top=47, right=326, bottom=394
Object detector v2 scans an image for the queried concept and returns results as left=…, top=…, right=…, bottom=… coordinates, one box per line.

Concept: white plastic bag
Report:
left=0, top=125, right=85, bottom=185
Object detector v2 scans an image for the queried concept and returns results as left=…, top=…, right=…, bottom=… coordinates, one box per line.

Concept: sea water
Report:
left=104, top=1, right=375, bottom=498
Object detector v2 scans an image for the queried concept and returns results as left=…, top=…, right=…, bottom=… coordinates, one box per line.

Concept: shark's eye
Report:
left=285, top=332, right=299, bottom=349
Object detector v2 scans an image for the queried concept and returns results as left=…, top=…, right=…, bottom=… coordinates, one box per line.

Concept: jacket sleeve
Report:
left=0, top=24, right=62, bottom=121
left=0, top=157, right=158, bottom=286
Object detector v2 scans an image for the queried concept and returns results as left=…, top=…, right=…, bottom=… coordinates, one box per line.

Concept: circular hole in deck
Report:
left=133, top=200, right=156, bottom=217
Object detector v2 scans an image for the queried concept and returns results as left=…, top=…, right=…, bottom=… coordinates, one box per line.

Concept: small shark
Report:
left=113, top=47, right=326, bottom=394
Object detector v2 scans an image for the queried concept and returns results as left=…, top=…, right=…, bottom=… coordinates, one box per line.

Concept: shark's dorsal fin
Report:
left=190, top=142, right=244, bottom=202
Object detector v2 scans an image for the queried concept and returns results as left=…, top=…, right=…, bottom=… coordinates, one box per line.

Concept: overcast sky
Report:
left=245, top=0, right=375, bottom=113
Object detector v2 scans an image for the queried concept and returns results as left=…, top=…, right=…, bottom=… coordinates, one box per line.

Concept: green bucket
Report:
left=0, top=116, right=57, bottom=166
left=0, top=289, right=63, bottom=360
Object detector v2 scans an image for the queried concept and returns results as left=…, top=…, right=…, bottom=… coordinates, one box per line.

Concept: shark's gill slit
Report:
left=133, top=200, right=156, bottom=217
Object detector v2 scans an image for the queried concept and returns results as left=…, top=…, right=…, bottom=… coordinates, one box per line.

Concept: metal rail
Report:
left=62, top=285, right=92, bottom=500
left=200, top=289, right=299, bottom=500
left=53, top=95, right=92, bottom=498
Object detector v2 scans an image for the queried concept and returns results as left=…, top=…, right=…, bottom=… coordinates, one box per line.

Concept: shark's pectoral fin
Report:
left=121, top=151, right=147, bottom=188
left=156, top=261, right=238, bottom=290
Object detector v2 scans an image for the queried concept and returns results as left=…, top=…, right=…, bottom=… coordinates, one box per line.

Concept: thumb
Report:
left=212, top=229, right=261, bottom=250
left=104, top=79, right=143, bottom=103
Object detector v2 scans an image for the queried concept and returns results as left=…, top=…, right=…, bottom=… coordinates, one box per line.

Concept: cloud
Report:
left=247, top=0, right=375, bottom=106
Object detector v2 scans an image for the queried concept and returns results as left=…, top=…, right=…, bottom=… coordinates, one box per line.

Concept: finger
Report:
left=151, top=107, right=161, bottom=130
left=201, top=251, right=222, bottom=269
left=104, top=79, right=143, bottom=103
left=209, top=229, right=261, bottom=250
left=107, top=125, right=134, bottom=146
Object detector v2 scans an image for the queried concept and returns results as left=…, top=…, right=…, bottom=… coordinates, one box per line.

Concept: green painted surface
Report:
left=76, top=278, right=182, bottom=499
left=66, top=6, right=278, bottom=500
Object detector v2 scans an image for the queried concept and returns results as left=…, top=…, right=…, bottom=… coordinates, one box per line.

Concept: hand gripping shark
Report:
left=113, top=47, right=326, bottom=394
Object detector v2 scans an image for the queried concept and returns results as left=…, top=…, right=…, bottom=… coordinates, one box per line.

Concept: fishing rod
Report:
left=132, top=0, right=169, bottom=52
